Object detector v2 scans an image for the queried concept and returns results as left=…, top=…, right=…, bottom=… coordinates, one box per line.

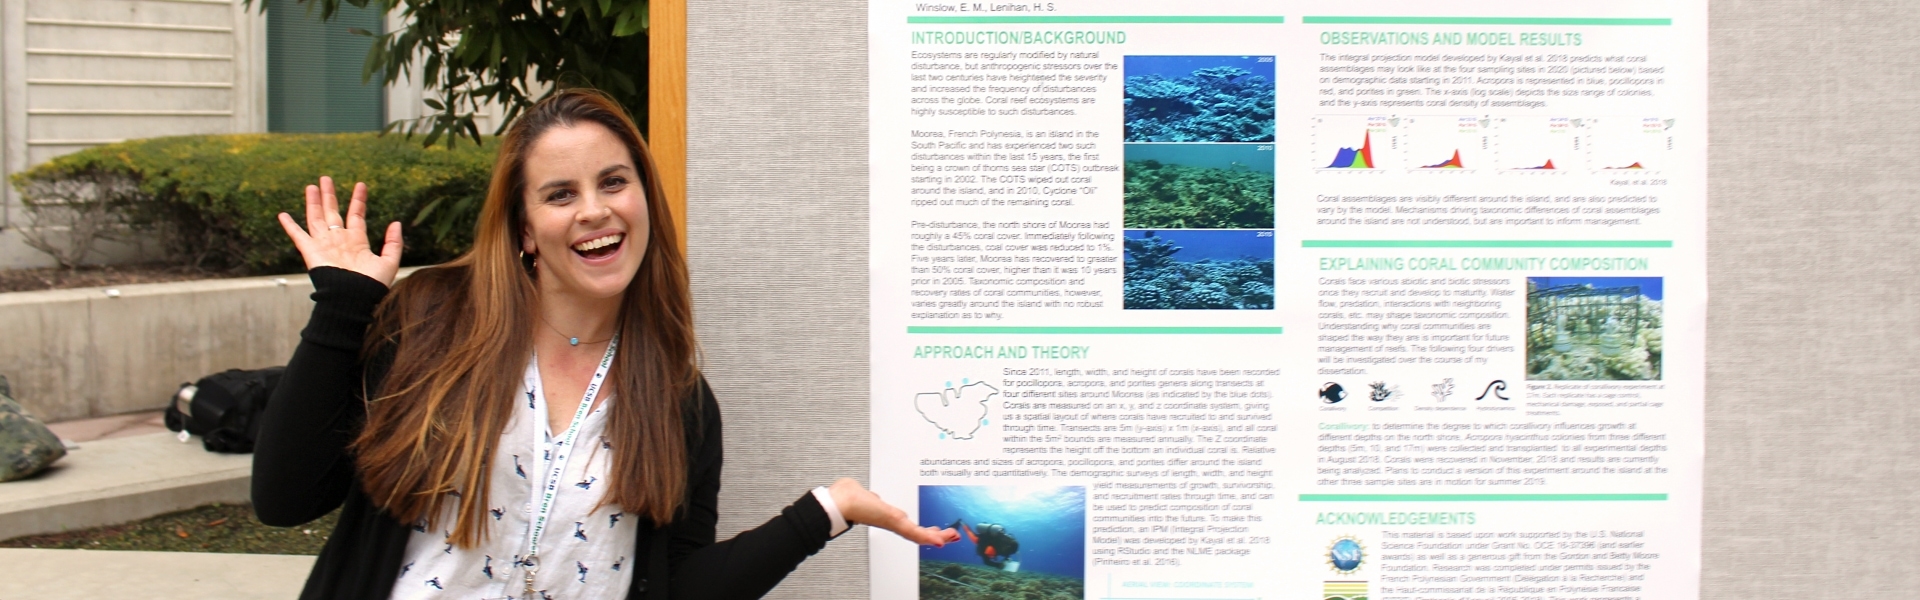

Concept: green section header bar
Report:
left=1303, top=16, right=1670, bottom=26
left=908, top=326, right=1283, bottom=335
left=909, top=15, right=1284, bottom=24
left=1302, top=240, right=1673, bottom=248
left=1300, top=493, right=1668, bottom=502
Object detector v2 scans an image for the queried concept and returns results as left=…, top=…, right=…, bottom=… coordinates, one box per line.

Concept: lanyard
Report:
left=520, top=334, right=619, bottom=598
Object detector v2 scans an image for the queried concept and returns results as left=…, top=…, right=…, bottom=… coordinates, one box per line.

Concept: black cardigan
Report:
left=253, top=267, right=833, bottom=599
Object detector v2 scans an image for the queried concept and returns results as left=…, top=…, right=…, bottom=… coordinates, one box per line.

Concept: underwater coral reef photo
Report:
left=919, top=486, right=1086, bottom=600
left=1124, top=143, right=1275, bottom=229
left=1526, top=277, right=1664, bottom=381
left=1124, top=55, right=1276, bottom=142
left=1123, top=230, right=1275, bottom=310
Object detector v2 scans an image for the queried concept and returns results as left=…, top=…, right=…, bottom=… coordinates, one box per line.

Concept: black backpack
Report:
left=164, top=367, right=284, bottom=453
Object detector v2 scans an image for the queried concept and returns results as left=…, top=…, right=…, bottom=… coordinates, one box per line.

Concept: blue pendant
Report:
left=569, top=337, right=580, bottom=346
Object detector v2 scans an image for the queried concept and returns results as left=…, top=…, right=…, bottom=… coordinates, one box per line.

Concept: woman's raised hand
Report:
left=828, top=478, right=962, bottom=547
left=277, top=176, right=403, bottom=287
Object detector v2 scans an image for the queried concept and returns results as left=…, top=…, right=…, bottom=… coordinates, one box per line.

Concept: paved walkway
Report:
left=0, top=414, right=311, bottom=596
left=0, top=427, right=250, bottom=540
left=0, top=548, right=311, bottom=597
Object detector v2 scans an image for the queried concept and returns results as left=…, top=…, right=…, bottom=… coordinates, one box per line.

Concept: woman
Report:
left=254, top=89, right=955, bottom=599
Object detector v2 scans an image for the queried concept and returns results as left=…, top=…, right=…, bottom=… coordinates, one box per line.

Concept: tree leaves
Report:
left=255, top=0, right=652, bottom=149
left=612, top=3, right=646, bottom=37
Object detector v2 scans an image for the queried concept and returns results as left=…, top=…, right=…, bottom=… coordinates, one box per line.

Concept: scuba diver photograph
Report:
left=917, top=486, right=1085, bottom=600
left=949, top=519, right=1022, bottom=571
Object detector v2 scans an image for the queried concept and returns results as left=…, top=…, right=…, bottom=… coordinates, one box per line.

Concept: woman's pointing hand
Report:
left=829, top=478, right=961, bottom=547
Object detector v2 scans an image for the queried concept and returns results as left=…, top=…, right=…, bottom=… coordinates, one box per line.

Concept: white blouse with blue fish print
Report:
left=390, top=354, right=636, bottom=600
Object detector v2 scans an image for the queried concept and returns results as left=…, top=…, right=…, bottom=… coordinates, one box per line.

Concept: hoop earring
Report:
left=520, top=250, right=538, bottom=275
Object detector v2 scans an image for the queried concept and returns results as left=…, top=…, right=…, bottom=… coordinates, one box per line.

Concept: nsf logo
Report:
left=1326, top=536, right=1365, bottom=575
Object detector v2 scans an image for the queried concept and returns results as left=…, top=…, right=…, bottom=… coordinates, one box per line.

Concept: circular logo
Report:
left=1319, top=382, right=1346, bottom=404
left=1327, top=536, right=1365, bottom=574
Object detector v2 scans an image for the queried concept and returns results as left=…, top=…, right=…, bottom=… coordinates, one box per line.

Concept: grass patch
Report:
left=0, top=503, right=337, bottom=555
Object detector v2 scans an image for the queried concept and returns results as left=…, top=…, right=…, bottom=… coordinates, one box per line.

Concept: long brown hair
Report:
left=354, top=89, right=698, bottom=546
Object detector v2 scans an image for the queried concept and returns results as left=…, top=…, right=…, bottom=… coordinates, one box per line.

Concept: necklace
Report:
left=536, top=311, right=613, bottom=347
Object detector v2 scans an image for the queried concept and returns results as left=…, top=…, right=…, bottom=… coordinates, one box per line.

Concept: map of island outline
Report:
left=913, top=381, right=1000, bottom=440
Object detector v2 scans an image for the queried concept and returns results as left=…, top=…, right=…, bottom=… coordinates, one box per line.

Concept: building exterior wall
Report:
left=265, top=0, right=381, bottom=133
left=0, top=0, right=495, bottom=270
left=0, top=0, right=265, bottom=268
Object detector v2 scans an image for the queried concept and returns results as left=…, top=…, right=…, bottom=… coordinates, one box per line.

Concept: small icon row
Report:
left=1319, top=378, right=1509, bottom=404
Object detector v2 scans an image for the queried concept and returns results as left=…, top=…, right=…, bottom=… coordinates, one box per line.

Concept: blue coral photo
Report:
left=1526, top=277, right=1664, bottom=381
left=1124, top=143, right=1275, bottom=229
left=1123, top=230, right=1274, bottom=310
left=1124, top=56, right=1276, bottom=142
left=919, top=486, right=1085, bottom=600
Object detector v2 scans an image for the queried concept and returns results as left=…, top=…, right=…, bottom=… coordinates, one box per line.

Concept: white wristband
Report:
left=812, top=486, right=851, bottom=538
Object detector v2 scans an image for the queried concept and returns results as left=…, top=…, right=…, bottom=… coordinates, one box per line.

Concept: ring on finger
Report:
left=328, top=225, right=345, bottom=230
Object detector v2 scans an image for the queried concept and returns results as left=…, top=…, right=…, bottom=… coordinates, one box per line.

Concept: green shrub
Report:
left=9, top=133, right=496, bottom=273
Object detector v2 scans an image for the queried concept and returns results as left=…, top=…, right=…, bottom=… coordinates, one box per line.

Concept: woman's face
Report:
left=519, top=121, right=650, bottom=300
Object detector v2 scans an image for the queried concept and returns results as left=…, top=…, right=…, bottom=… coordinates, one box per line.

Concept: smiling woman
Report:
left=253, top=89, right=957, bottom=600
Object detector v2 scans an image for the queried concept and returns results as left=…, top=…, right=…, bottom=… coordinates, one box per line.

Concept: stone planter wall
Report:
left=0, top=269, right=415, bottom=422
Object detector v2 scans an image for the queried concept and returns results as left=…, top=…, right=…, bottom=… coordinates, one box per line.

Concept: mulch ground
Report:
left=0, top=503, right=338, bottom=555
left=0, top=264, right=243, bottom=294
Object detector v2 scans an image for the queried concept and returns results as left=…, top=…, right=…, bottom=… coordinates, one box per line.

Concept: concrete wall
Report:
left=0, top=273, right=313, bottom=422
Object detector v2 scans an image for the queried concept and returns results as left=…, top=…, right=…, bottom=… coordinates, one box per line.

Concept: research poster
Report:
left=871, top=2, right=1705, bottom=599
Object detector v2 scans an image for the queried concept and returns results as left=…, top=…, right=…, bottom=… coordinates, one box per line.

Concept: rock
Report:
left=0, top=376, right=65, bottom=482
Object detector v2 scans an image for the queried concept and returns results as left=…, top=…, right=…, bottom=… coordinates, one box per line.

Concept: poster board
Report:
left=868, top=2, right=1705, bottom=599
left=681, top=1, right=1920, bottom=598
